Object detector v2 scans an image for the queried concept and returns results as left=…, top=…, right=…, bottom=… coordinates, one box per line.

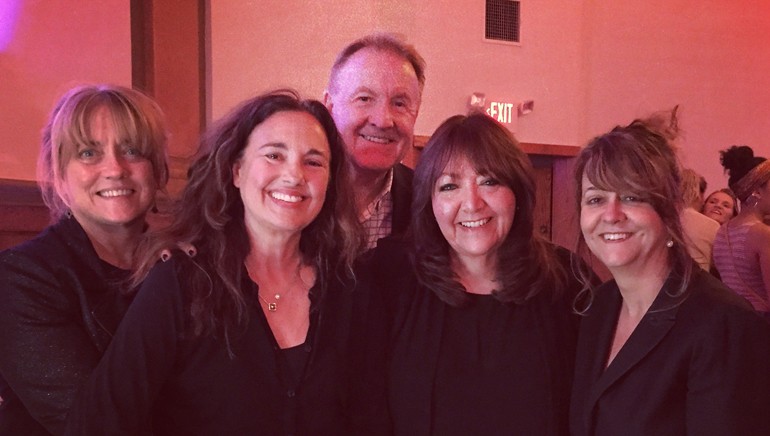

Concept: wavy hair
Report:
left=572, top=111, right=693, bottom=311
left=38, top=84, right=169, bottom=220
left=132, top=90, right=362, bottom=338
left=411, top=113, right=567, bottom=307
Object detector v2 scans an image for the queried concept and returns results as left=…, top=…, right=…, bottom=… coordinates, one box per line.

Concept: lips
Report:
left=360, top=133, right=397, bottom=144
left=97, top=188, right=134, bottom=198
left=270, top=191, right=304, bottom=203
left=460, top=218, right=491, bottom=228
left=601, top=232, right=631, bottom=241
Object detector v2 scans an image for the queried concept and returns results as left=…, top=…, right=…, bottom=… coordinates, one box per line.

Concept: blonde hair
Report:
left=38, top=84, right=169, bottom=219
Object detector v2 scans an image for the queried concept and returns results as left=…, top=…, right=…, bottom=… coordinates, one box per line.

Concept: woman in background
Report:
left=712, top=145, right=770, bottom=316
left=570, top=115, right=770, bottom=436
left=701, top=188, right=738, bottom=224
left=65, top=90, right=374, bottom=435
left=360, top=113, right=582, bottom=435
left=0, top=85, right=169, bottom=435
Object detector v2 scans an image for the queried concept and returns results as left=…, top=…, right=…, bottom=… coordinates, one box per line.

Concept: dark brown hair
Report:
left=412, top=113, right=567, bottom=306
left=132, top=90, right=362, bottom=339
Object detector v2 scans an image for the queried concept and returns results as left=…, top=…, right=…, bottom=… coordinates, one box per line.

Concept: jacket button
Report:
left=287, top=390, right=296, bottom=398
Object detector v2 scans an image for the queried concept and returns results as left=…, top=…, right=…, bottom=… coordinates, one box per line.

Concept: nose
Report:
left=460, top=185, right=484, bottom=212
left=282, top=159, right=305, bottom=185
left=102, top=152, right=128, bottom=179
left=369, top=100, right=395, bottom=129
left=601, top=197, right=626, bottom=223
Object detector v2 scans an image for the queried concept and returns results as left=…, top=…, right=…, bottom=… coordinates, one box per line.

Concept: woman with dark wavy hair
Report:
left=712, top=145, right=770, bottom=316
left=570, top=114, right=770, bottom=436
left=359, top=112, right=582, bottom=435
left=64, top=90, right=369, bottom=435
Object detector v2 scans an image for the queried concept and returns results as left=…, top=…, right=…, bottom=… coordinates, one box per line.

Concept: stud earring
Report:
left=666, top=239, right=674, bottom=248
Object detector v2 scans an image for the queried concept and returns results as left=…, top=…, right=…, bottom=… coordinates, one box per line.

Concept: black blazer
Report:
left=0, top=217, right=133, bottom=435
left=570, top=268, right=770, bottom=436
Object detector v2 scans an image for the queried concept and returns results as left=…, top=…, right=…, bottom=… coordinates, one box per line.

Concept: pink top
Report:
left=713, top=222, right=769, bottom=312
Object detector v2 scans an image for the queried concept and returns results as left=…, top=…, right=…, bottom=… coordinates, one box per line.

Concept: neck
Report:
left=350, top=165, right=391, bottom=215
left=734, top=204, right=765, bottom=224
left=77, top=218, right=146, bottom=269
left=452, top=252, right=498, bottom=295
left=612, top=259, right=670, bottom=318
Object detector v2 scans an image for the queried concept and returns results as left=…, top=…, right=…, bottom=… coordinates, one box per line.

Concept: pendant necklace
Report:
left=258, top=292, right=280, bottom=312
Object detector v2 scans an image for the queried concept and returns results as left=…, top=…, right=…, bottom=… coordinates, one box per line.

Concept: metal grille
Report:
left=485, top=0, right=520, bottom=43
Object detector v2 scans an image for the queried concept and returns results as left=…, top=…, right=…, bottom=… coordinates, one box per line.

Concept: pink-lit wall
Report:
left=0, top=0, right=131, bottom=181
left=582, top=0, right=770, bottom=195
left=209, top=0, right=770, bottom=192
left=2, top=0, right=769, bottom=193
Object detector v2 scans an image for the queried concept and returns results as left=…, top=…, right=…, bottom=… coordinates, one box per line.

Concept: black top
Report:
left=433, top=294, right=560, bottom=435
left=570, top=268, right=770, bottom=436
left=356, top=238, right=581, bottom=436
left=65, top=256, right=385, bottom=436
left=0, top=217, right=134, bottom=435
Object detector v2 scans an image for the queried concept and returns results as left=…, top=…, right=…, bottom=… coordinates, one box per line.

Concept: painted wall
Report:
left=0, top=0, right=131, bottom=181
left=582, top=0, right=770, bottom=195
left=210, top=0, right=770, bottom=193
left=208, top=0, right=585, bottom=146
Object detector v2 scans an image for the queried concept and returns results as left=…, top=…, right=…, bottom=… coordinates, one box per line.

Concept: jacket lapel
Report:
left=585, top=278, right=681, bottom=412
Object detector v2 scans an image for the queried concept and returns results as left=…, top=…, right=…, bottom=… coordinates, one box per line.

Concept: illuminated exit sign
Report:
left=486, top=101, right=516, bottom=124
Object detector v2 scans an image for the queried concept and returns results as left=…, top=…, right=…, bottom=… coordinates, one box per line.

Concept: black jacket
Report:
left=0, top=217, right=133, bottom=435
left=570, top=268, right=770, bottom=436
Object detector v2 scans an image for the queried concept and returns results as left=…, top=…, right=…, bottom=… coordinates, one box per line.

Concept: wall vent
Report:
left=484, top=0, right=521, bottom=45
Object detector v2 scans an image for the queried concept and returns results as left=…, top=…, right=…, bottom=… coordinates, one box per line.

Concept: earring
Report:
left=666, top=239, right=674, bottom=248
left=746, top=193, right=761, bottom=208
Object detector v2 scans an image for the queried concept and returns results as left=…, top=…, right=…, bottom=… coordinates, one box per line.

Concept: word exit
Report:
left=486, top=102, right=515, bottom=124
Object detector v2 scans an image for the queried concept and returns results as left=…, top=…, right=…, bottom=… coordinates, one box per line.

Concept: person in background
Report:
left=0, top=84, right=169, bottom=435
left=64, top=90, right=379, bottom=435
left=359, top=113, right=582, bottom=435
left=702, top=188, right=738, bottom=224
left=712, top=145, right=770, bottom=317
left=569, top=113, right=770, bottom=436
left=324, top=33, right=425, bottom=249
left=680, top=168, right=719, bottom=271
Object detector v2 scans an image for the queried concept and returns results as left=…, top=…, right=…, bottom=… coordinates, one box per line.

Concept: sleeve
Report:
left=63, top=259, right=187, bottom=436
left=685, top=309, right=770, bottom=435
left=0, top=250, right=102, bottom=435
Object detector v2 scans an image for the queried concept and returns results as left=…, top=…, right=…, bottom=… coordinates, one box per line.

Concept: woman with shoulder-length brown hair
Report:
left=570, top=113, right=770, bottom=436
left=64, top=90, right=370, bottom=435
left=359, top=112, right=583, bottom=435
left=0, top=84, right=168, bottom=435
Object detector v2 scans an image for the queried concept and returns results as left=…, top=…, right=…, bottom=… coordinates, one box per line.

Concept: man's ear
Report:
left=322, top=90, right=333, bottom=111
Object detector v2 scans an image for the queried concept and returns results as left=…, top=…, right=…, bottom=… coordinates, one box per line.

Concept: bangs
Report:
left=581, top=133, right=670, bottom=204
left=54, top=92, right=156, bottom=167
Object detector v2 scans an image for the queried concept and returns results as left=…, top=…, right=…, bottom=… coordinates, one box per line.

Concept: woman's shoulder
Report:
left=1, top=219, right=89, bottom=265
left=680, top=269, right=765, bottom=326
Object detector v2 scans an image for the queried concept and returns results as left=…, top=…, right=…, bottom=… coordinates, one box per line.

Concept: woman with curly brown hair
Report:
left=64, top=90, right=376, bottom=435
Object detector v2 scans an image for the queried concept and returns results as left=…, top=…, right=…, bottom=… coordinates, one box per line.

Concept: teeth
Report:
left=99, top=189, right=132, bottom=197
left=603, top=233, right=629, bottom=241
left=460, top=218, right=490, bottom=228
left=361, top=134, right=392, bottom=144
left=271, top=192, right=302, bottom=203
